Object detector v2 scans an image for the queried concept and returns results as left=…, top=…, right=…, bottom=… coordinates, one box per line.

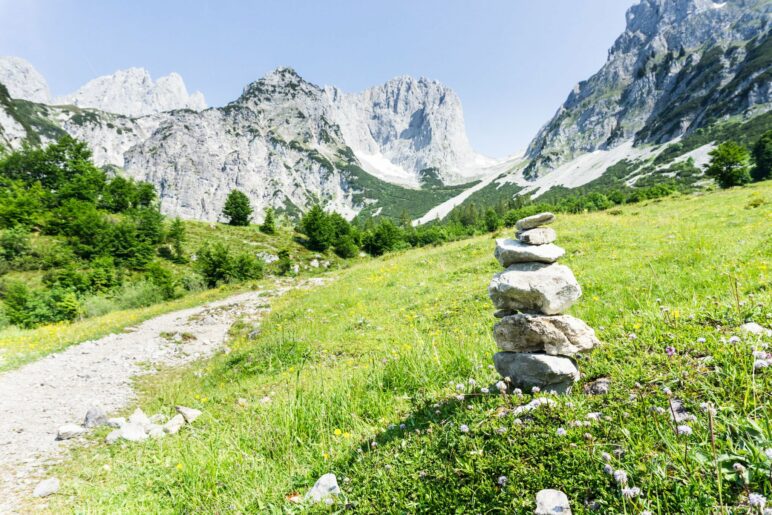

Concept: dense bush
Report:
left=195, top=243, right=264, bottom=287
left=705, top=141, right=752, bottom=188
left=752, top=129, right=772, bottom=182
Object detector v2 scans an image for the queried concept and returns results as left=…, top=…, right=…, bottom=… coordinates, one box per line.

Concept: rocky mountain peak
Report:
left=524, top=0, right=771, bottom=177
left=55, top=67, right=207, bottom=117
left=0, top=56, right=51, bottom=103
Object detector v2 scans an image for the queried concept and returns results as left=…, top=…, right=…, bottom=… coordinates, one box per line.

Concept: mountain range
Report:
left=0, top=0, right=770, bottom=223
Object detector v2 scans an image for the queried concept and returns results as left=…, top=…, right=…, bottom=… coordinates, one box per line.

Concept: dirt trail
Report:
left=0, top=278, right=318, bottom=512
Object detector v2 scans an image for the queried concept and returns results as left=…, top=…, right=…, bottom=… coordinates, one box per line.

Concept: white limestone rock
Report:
left=163, top=414, right=186, bottom=434
left=515, top=212, right=555, bottom=231
left=0, top=56, right=50, bottom=102
left=55, top=68, right=206, bottom=117
left=119, top=422, right=148, bottom=442
left=305, top=473, right=340, bottom=503
left=175, top=405, right=201, bottom=423
left=535, top=488, right=572, bottom=514
left=494, top=239, right=565, bottom=267
left=517, top=227, right=557, bottom=245
left=493, top=314, right=600, bottom=356
left=494, top=353, right=579, bottom=394
left=128, top=408, right=152, bottom=430
left=488, top=263, right=582, bottom=315
left=32, top=477, right=59, bottom=498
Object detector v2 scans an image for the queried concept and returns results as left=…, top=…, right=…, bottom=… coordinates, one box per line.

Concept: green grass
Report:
left=44, top=182, right=771, bottom=513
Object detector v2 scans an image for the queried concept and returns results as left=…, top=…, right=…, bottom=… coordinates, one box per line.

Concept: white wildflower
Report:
left=677, top=424, right=693, bottom=436
left=613, top=469, right=628, bottom=485
left=749, top=493, right=767, bottom=508
left=480, top=387, right=490, bottom=394
left=495, top=381, right=507, bottom=393
left=754, top=359, right=770, bottom=370
left=764, top=448, right=772, bottom=460
left=697, top=337, right=706, bottom=343
left=497, top=475, right=508, bottom=486
left=556, top=427, right=567, bottom=436
left=531, top=386, right=541, bottom=394
left=601, top=452, right=612, bottom=462
left=729, top=336, right=740, bottom=344
left=603, top=464, right=614, bottom=475
left=459, top=424, right=470, bottom=433
left=621, top=487, right=641, bottom=498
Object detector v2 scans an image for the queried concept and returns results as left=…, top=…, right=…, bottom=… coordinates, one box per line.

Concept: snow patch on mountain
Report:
left=0, top=56, right=50, bottom=103
left=55, top=68, right=206, bottom=116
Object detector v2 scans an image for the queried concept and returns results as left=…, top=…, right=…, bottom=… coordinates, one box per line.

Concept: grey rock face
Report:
left=494, top=353, right=580, bottom=394
left=175, top=406, right=202, bottom=424
left=525, top=0, right=771, bottom=177
left=516, top=212, right=556, bottom=231
left=489, top=263, right=582, bottom=315
left=493, top=314, right=599, bottom=356
left=535, top=488, right=572, bottom=514
left=56, top=423, right=85, bottom=440
left=32, top=477, right=59, bottom=498
left=305, top=473, right=341, bottom=503
left=517, top=227, right=557, bottom=245
left=0, top=57, right=50, bottom=103
left=83, top=406, right=108, bottom=428
left=495, top=239, right=565, bottom=267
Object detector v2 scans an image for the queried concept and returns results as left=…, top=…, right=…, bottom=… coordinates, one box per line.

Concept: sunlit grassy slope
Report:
left=47, top=183, right=771, bottom=513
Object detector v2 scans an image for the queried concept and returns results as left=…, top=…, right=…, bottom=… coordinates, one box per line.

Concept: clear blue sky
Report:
left=0, top=0, right=635, bottom=158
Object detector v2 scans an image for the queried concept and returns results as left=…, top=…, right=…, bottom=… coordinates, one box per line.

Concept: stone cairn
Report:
left=488, top=212, right=599, bottom=394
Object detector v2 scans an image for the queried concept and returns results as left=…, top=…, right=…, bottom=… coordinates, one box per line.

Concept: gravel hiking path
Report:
left=0, top=278, right=322, bottom=513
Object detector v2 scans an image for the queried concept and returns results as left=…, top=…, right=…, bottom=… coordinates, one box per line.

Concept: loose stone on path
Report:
left=32, top=477, right=59, bottom=498
left=535, top=488, right=572, bottom=514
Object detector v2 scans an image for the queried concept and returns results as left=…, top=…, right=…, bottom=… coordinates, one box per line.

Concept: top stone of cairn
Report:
left=516, top=212, right=555, bottom=231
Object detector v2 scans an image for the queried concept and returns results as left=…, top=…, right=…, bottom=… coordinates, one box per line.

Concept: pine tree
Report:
left=168, top=217, right=187, bottom=263
left=260, top=207, right=277, bottom=234
left=752, top=130, right=772, bottom=182
left=222, top=190, right=253, bottom=226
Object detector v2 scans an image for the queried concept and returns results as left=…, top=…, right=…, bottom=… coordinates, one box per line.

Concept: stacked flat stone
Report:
left=488, top=212, right=599, bottom=394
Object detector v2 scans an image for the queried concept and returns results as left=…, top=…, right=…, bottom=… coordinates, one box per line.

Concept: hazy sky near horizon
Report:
left=0, top=0, right=635, bottom=158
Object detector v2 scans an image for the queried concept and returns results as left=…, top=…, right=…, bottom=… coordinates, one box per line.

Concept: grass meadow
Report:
left=40, top=182, right=771, bottom=513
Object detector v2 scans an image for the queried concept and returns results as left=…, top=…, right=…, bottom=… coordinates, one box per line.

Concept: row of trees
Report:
left=0, top=137, right=265, bottom=328
left=705, top=132, right=771, bottom=188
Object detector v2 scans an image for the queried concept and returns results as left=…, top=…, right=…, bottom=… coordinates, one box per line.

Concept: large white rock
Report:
left=56, top=423, right=85, bottom=440
left=494, top=239, right=565, bottom=267
left=489, top=263, right=582, bottom=315
left=516, top=212, right=555, bottom=231
left=119, top=422, right=149, bottom=442
left=176, top=405, right=202, bottom=423
left=305, top=473, right=341, bottom=503
left=517, top=227, right=557, bottom=245
left=494, top=353, right=579, bottom=394
left=163, top=414, right=186, bottom=434
left=128, top=408, right=152, bottom=430
left=535, top=488, right=572, bottom=514
left=32, top=477, right=59, bottom=498
left=493, top=314, right=599, bottom=356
